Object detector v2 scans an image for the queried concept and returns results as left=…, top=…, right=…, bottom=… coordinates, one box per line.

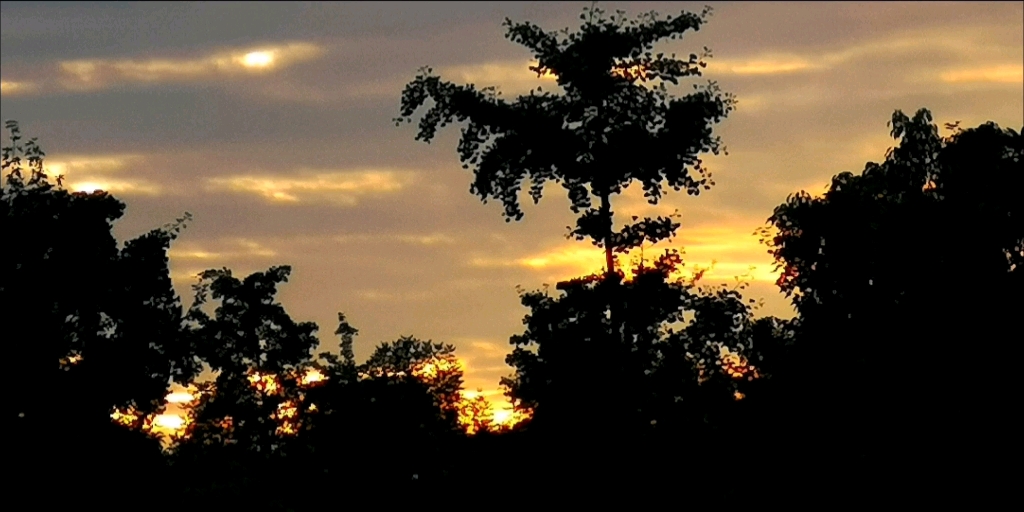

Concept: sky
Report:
left=3, top=1, right=1023, bottom=411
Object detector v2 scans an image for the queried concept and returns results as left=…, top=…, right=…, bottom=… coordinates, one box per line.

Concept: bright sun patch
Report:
left=241, top=51, right=275, bottom=68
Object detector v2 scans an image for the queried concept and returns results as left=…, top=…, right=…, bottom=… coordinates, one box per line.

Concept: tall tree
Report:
left=396, top=4, right=735, bottom=275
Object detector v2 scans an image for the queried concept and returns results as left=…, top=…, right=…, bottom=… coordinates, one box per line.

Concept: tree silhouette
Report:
left=396, top=4, right=735, bottom=274
left=3, top=120, right=200, bottom=506
left=171, top=265, right=324, bottom=509
left=501, top=250, right=792, bottom=489
left=291, top=334, right=470, bottom=498
left=162, top=263, right=478, bottom=503
left=760, top=108, right=1022, bottom=484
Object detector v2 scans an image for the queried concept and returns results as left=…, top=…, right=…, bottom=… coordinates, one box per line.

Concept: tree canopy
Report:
left=3, top=120, right=201, bottom=505
left=759, top=108, right=1023, bottom=481
left=397, top=4, right=736, bottom=273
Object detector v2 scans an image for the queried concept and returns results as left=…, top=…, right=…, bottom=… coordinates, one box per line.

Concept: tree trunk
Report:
left=600, top=191, right=615, bottom=276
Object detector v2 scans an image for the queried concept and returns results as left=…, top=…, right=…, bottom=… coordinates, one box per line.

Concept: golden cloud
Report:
left=204, top=170, right=415, bottom=204
left=168, top=238, right=278, bottom=261
left=68, top=179, right=162, bottom=195
left=57, top=42, right=324, bottom=90
left=45, top=154, right=140, bottom=175
left=940, top=64, right=1023, bottom=84
left=714, top=55, right=817, bottom=75
left=40, top=154, right=165, bottom=196
left=710, top=26, right=1020, bottom=79
left=0, top=80, right=37, bottom=96
left=468, top=244, right=604, bottom=275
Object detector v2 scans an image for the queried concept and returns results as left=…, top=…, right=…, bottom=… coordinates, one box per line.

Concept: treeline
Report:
left=5, top=4, right=1021, bottom=508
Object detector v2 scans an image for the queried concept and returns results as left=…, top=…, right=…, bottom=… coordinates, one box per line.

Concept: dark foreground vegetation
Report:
left=5, top=5, right=1020, bottom=509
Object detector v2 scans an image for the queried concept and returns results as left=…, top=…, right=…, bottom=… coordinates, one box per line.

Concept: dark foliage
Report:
left=758, top=109, right=1022, bottom=487
left=3, top=120, right=200, bottom=506
left=499, top=251, right=793, bottom=490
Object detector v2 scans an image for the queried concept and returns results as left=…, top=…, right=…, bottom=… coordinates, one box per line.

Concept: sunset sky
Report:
left=3, top=1, right=1022, bottom=406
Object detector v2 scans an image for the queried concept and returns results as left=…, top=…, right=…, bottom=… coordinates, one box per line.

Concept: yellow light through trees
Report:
left=453, top=391, right=533, bottom=435
left=111, top=407, right=141, bottom=427
left=611, top=64, right=648, bottom=81
left=408, top=356, right=534, bottom=434
left=165, top=392, right=194, bottom=404
left=536, top=67, right=557, bottom=79
left=300, top=368, right=325, bottom=385
left=274, top=401, right=299, bottom=436
left=247, top=371, right=281, bottom=394
left=59, top=353, right=83, bottom=370
left=110, top=406, right=190, bottom=444
left=411, top=356, right=463, bottom=379
left=491, top=405, right=533, bottom=431
left=110, top=360, right=537, bottom=443
left=153, top=414, right=185, bottom=430
left=71, top=182, right=107, bottom=194
left=241, top=51, right=275, bottom=68
left=532, top=60, right=643, bottom=80
left=492, top=409, right=513, bottom=425
left=720, top=348, right=759, bottom=381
